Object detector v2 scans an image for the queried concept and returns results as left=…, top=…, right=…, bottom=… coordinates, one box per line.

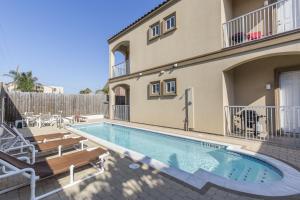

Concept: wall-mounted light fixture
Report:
left=139, top=72, right=143, bottom=76
left=173, top=63, right=178, bottom=68
left=160, top=70, right=165, bottom=75
left=265, top=83, right=272, bottom=90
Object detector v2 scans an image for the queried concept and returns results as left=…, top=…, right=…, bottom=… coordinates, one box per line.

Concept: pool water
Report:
left=74, top=123, right=283, bottom=183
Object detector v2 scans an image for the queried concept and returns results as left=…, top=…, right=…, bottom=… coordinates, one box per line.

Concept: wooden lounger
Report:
left=25, top=132, right=71, bottom=143
left=2, top=123, right=71, bottom=143
left=1, top=123, right=87, bottom=160
left=0, top=148, right=109, bottom=200
left=35, top=137, right=87, bottom=155
left=2, top=123, right=71, bottom=144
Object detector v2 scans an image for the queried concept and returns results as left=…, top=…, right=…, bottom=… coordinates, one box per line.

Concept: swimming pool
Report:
left=69, top=122, right=300, bottom=196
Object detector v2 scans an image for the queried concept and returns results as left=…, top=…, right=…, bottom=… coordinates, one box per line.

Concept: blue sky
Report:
left=0, top=0, right=164, bottom=93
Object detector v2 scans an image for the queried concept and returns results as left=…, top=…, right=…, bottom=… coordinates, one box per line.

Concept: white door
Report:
left=277, top=0, right=300, bottom=33
left=279, top=70, right=300, bottom=134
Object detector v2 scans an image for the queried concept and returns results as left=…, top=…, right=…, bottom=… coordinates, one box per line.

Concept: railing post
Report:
left=112, top=105, right=130, bottom=121
left=242, top=16, right=245, bottom=43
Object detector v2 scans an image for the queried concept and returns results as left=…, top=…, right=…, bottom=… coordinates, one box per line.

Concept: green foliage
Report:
left=16, top=71, right=38, bottom=92
left=101, top=87, right=109, bottom=94
left=101, top=83, right=109, bottom=94
left=4, top=68, right=39, bottom=92
left=80, top=88, right=92, bottom=94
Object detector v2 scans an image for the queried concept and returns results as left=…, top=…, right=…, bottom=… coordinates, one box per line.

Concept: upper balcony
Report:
left=110, top=41, right=130, bottom=78
left=222, top=0, right=300, bottom=48
left=112, top=60, right=130, bottom=78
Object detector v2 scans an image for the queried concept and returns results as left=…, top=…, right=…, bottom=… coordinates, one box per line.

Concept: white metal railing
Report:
left=112, top=60, right=129, bottom=78
left=222, top=0, right=300, bottom=47
left=225, top=106, right=300, bottom=141
left=112, top=105, right=130, bottom=121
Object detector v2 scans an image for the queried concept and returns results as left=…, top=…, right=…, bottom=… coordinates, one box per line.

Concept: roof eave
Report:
left=107, top=0, right=177, bottom=44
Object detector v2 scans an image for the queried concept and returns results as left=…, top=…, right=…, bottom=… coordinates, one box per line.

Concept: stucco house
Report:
left=5, top=82, right=64, bottom=94
left=108, top=0, right=300, bottom=142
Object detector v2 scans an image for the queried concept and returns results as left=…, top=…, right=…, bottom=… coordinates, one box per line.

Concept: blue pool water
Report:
left=74, top=123, right=283, bottom=183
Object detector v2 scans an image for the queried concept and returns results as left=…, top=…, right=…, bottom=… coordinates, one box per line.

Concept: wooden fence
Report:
left=0, top=85, right=4, bottom=123
left=2, top=90, right=109, bottom=122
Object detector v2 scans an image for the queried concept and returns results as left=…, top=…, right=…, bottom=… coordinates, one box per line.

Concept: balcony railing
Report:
left=112, top=105, right=130, bottom=121
left=222, top=0, right=300, bottom=48
left=112, top=60, right=129, bottom=78
left=225, top=106, right=300, bottom=143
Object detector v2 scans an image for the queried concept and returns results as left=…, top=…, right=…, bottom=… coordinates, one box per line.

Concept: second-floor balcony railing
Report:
left=112, top=60, right=129, bottom=78
left=222, top=0, right=300, bottom=48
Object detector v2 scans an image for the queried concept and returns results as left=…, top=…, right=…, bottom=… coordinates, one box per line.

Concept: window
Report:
left=149, top=81, right=160, bottom=96
left=152, top=82, right=160, bottom=94
left=163, top=79, right=177, bottom=95
left=165, top=14, right=176, bottom=31
left=150, top=22, right=160, bottom=39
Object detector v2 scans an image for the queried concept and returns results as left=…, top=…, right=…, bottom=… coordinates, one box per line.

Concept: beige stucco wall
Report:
left=109, top=0, right=222, bottom=76
left=108, top=0, right=300, bottom=135
left=230, top=55, right=300, bottom=106
left=231, top=0, right=265, bottom=18
left=109, top=40, right=300, bottom=135
left=109, top=0, right=272, bottom=78
left=221, top=0, right=232, bottom=23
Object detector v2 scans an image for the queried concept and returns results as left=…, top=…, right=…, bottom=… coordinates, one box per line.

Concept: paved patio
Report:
left=1, top=121, right=300, bottom=200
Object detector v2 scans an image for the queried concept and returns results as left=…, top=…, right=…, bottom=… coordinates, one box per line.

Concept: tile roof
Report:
left=108, top=0, right=172, bottom=43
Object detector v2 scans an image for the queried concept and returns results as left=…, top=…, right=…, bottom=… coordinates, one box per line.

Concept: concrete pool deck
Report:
left=1, top=120, right=300, bottom=200
left=68, top=121, right=300, bottom=197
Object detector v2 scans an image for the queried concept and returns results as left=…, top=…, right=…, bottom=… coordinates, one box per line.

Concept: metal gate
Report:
left=112, top=105, right=130, bottom=121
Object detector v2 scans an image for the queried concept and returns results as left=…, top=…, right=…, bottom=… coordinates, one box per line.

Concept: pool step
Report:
left=227, top=166, right=270, bottom=183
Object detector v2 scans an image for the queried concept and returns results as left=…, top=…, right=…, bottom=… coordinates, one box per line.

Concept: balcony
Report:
left=222, top=0, right=300, bottom=48
left=112, top=60, right=130, bottom=78
left=225, top=106, right=300, bottom=146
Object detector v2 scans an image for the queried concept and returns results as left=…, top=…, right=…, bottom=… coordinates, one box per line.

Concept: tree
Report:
left=95, top=86, right=108, bottom=94
left=4, top=68, right=39, bottom=92
left=101, top=82, right=109, bottom=94
left=3, top=66, right=20, bottom=90
left=16, top=71, right=38, bottom=92
left=80, top=88, right=92, bottom=94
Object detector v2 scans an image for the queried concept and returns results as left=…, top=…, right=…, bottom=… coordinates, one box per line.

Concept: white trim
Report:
left=67, top=121, right=300, bottom=197
left=165, top=14, right=176, bottom=31
left=150, top=23, right=160, bottom=38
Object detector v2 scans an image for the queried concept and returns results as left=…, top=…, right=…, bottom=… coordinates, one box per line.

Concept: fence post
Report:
left=0, top=82, right=5, bottom=123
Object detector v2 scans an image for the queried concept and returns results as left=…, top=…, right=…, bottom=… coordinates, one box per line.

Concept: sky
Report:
left=0, top=0, right=164, bottom=93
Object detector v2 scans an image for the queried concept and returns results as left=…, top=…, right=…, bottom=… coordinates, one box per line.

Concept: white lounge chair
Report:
left=23, top=112, right=38, bottom=127
left=37, top=113, right=57, bottom=128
